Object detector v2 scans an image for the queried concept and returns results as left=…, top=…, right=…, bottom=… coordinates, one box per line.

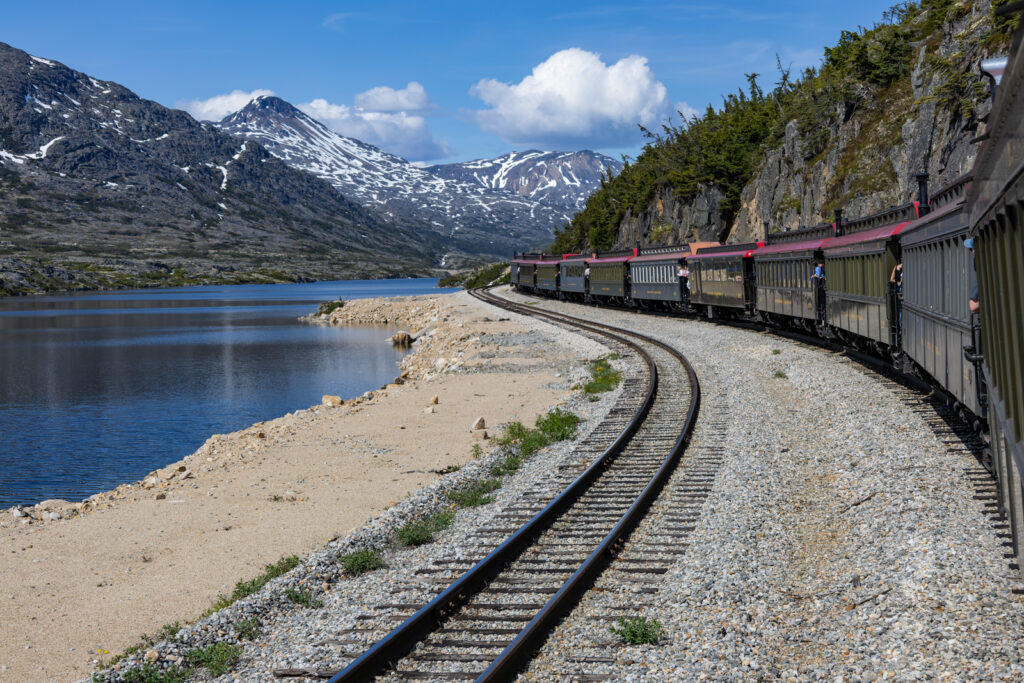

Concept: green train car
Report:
left=967, top=30, right=1024, bottom=566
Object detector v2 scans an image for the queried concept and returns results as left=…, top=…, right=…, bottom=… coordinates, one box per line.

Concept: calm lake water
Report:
left=0, top=279, right=456, bottom=507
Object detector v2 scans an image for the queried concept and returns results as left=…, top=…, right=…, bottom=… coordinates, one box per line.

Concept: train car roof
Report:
left=587, top=255, right=633, bottom=264
left=686, top=245, right=760, bottom=260
left=754, top=236, right=834, bottom=256
left=630, top=250, right=690, bottom=263
left=823, top=220, right=912, bottom=250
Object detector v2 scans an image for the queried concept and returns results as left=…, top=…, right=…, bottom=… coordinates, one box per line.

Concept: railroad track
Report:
left=278, top=286, right=700, bottom=682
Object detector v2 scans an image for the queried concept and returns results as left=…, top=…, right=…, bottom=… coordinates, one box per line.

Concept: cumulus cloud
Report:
left=470, top=48, right=671, bottom=147
left=177, top=89, right=275, bottom=122
left=300, top=84, right=451, bottom=161
left=354, top=82, right=433, bottom=113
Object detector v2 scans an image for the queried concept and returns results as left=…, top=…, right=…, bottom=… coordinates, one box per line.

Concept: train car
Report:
left=754, top=224, right=835, bottom=329
left=509, top=259, right=521, bottom=288
left=586, top=250, right=634, bottom=302
left=628, top=243, right=719, bottom=310
left=967, top=30, right=1024, bottom=565
left=821, top=205, right=919, bottom=352
left=510, top=252, right=543, bottom=291
left=559, top=255, right=588, bottom=299
left=685, top=242, right=761, bottom=319
left=899, top=176, right=982, bottom=417
left=535, top=256, right=562, bottom=293
left=629, top=247, right=689, bottom=308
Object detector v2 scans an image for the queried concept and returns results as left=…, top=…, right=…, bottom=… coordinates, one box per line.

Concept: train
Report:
left=509, top=23, right=1024, bottom=575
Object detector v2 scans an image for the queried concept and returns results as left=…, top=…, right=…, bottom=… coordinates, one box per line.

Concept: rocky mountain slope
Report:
left=0, top=42, right=454, bottom=295
left=554, top=0, right=1014, bottom=251
left=216, top=97, right=566, bottom=263
left=426, top=150, right=621, bottom=215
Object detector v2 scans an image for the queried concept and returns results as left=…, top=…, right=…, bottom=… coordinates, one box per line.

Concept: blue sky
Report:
left=5, top=1, right=900, bottom=164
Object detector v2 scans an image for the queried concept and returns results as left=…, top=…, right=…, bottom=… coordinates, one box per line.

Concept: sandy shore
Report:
left=0, top=290, right=597, bottom=682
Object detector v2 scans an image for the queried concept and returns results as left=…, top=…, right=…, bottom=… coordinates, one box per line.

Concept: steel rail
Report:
left=473, top=288, right=701, bottom=682
left=328, top=286, right=669, bottom=682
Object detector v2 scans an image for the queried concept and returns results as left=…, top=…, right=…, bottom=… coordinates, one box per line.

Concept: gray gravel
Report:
left=509, top=291, right=1024, bottom=682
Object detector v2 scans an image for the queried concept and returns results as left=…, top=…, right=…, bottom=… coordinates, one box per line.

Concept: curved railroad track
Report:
left=310, top=286, right=700, bottom=682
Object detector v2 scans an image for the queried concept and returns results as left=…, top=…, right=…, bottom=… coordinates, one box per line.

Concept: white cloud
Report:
left=299, top=87, right=451, bottom=161
left=177, top=89, right=275, bottom=122
left=354, top=82, right=432, bottom=113
left=675, top=101, right=699, bottom=121
left=469, top=48, right=671, bottom=147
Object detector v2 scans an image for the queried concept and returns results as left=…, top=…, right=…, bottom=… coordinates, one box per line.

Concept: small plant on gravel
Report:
left=584, top=356, right=622, bottom=396
left=773, top=370, right=788, bottom=379
left=285, top=587, right=324, bottom=609
left=184, top=642, right=242, bottom=677
left=340, top=548, right=385, bottom=576
left=234, top=617, right=259, bottom=641
left=315, top=299, right=345, bottom=316
left=609, top=615, right=664, bottom=645
left=772, top=349, right=782, bottom=355
left=397, top=510, right=455, bottom=546
left=210, top=554, right=301, bottom=612
left=447, top=478, right=502, bottom=507
left=490, top=451, right=525, bottom=477
left=536, top=408, right=581, bottom=441
left=471, top=443, right=483, bottom=459
left=120, top=664, right=189, bottom=683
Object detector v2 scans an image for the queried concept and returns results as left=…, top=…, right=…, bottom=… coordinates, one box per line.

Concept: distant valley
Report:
left=0, top=42, right=619, bottom=295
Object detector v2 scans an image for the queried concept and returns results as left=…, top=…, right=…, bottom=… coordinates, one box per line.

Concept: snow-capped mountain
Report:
left=0, top=42, right=444, bottom=287
left=427, top=150, right=622, bottom=215
left=216, top=97, right=562, bottom=260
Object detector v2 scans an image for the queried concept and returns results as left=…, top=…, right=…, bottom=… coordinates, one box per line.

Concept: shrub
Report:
left=120, top=665, right=188, bottom=683
left=340, top=549, right=385, bottom=576
left=536, top=408, right=581, bottom=441
left=315, top=299, right=345, bottom=316
left=609, top=616, right=664, bottom=645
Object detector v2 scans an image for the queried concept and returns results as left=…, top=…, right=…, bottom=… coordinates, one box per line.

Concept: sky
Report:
left=4, top=1, right=901, bottom=165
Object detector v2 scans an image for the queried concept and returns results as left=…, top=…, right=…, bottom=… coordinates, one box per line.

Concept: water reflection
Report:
left=0, top=279, right=454, bottom=506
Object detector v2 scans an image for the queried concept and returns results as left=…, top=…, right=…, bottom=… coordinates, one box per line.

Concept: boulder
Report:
left=471, top=416, right=486, bottom=430
left=321, top=395, right=343, bottom=407
left=391, top=331, right=414, bottom=346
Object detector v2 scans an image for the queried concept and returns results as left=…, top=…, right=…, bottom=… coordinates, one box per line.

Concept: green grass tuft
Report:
left=184, top=642, right=242, bottom=677
left=447, top=478, right=502, bottom=507
left=583, top=356, right=622, bottom=395
left=285, top=587, right=323, bottom=609
left=773, top=370, right=788, bottom=379
left=315, top=299, right=345, bottom=316
left=120, top=664, right=189, bottom=683
left=609, top=615, right=664, bottom=645
left=209, top=555, right=301, bottom=612
left=397, top=510, right=454, bottom=547
left=234, top=617, right=258, bottom=641
left=340, top=549, right=385, bottom=576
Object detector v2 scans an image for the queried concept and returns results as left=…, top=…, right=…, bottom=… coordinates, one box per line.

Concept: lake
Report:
left=0, top=278, right=456, bottom=507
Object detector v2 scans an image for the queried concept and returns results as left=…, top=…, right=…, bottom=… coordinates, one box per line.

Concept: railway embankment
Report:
left=0, top=291, right=615, bottom=683
left=507, top=291, right=1024, bottom=681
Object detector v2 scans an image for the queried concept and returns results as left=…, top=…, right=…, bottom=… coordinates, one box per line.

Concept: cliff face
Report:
left=614, top=1, right=999, bottom=248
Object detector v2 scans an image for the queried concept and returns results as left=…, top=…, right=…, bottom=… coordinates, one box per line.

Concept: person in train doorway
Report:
left=678, top=263, right=690, bottom=304
left=890, top=261, right=903, bottom=324
left=965, top=238, right=980, bottom=313
left=812, top=260, right=826, bottom=315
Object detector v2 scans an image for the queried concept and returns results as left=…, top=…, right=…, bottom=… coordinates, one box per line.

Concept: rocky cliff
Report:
left=612, top=1, right=1007, bottom=249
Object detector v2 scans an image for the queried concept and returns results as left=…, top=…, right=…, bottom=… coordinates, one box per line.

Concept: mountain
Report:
left=216, top=97, right=563, bottom=264
left=0, top=42, right=448, bottom=295
left=426, top=150, right=622, bottom=215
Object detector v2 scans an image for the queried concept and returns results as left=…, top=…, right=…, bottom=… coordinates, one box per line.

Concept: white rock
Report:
left=10, top=508, right=25, bottom=518
left=471, top=416, right=486, bottom=430
left=430, top=395, right=439, bottom=405
left=321, top=395, right=343, bottom=407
